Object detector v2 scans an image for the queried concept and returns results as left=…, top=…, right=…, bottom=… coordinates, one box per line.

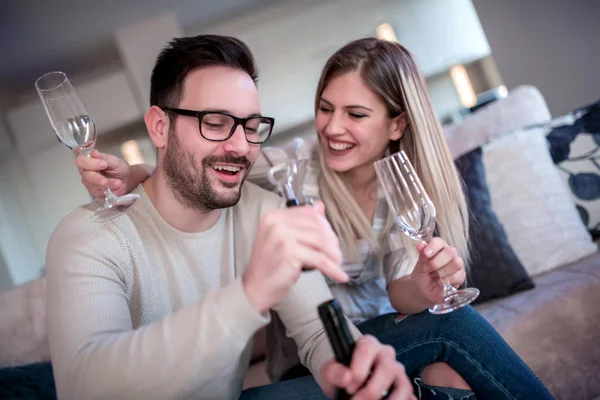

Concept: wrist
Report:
left=388, top=277, right=428, bottom=314
left=242, top=272, right=269, bottom=314
left=130, top=164, right=152, bottom=186
left=409, top=275, right=435, bottom=308
left=402, top=273, right=436, bottom=311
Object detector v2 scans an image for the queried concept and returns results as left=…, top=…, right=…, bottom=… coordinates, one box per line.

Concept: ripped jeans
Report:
left=240, top=306, right=553, bottom=400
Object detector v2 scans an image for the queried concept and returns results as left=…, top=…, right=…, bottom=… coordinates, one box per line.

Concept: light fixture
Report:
left=376, top=23, right=398, bottom=42
left=121, top=139, right=145, bottom=165
left=450, top=64, right=477, bottom=108
left=498, top=85, right=508, bottom=98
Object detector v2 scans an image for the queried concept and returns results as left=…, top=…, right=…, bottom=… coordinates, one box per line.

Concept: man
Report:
left=47, top=34, right=413, bottom=399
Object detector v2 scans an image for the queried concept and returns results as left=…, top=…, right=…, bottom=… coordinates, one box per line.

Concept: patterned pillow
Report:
left=546, top=101, right=600, bottom=237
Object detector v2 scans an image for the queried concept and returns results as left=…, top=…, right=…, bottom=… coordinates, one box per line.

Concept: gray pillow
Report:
left=455, top=147, right=535, bottom=304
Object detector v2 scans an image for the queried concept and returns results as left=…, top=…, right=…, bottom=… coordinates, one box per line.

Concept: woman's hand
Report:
left=75, top=150, right=152, bottom=198
left=410, top=238, right=466, bottom=305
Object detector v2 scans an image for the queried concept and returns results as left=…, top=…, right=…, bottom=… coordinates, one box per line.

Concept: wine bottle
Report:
left=319, top=299, right=393, bottom=400
left=318, top=299, right=355, bottom=400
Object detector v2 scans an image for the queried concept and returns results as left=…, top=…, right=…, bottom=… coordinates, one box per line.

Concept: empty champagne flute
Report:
left=374, top=151, right=479, bottom=314
left=35, top=71, right=139, bottom=222
left=267, top=159, right=300, bottom=207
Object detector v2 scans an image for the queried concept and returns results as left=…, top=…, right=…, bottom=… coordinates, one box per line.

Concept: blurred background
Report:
left=0, top=0, right=598, bottom=292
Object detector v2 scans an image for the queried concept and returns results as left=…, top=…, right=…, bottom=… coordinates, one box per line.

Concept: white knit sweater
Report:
left=46, top=182, right=355, bottom=400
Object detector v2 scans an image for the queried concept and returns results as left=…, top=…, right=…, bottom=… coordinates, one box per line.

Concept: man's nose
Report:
left=223, top=124, right=250, bottom=155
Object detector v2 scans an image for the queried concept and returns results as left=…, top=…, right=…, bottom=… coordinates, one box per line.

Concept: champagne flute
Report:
left=35, top=71, right=140, bottom=222
left=374, top=151, right=479, bottom=314
left=267, top=159, right=301, bottom=207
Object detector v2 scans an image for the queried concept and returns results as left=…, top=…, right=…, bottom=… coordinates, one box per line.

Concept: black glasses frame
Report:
left=162, top=107, right=275, bottom=144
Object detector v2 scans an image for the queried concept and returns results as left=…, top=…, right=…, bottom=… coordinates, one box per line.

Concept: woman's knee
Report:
left=421, top=362, right=471, bottom=390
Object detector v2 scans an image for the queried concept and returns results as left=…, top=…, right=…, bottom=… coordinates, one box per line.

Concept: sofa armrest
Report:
left=0, top=278, right=49, bottom=368
left=444, top=85, right=552, bottom=158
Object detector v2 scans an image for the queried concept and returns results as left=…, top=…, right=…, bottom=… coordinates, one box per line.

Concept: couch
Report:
left=444, top=85, right=600, bottom=400
left=1, top=86, right=598, bottom=400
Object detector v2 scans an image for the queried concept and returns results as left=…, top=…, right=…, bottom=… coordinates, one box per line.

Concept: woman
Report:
left=75, top=38, right=552, bottom=399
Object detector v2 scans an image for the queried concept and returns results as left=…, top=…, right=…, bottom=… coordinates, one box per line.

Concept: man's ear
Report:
left=145, top=106, right=170, bottom=149
left=389, top=112, right=408, bottom=141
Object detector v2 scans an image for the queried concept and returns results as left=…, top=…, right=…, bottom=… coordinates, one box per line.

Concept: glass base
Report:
left=429, top=287, right=480, bottom=315
left=92, top=193, right=140, bottom=222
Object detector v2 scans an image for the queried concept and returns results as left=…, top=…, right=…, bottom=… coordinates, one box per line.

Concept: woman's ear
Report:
left=389, top=112, right=408, bottom=141
left=144, top=106, right=170, bottom=149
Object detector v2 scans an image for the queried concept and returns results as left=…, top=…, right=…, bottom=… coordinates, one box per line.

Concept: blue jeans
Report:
left=240, top=306, right=553, bottom=399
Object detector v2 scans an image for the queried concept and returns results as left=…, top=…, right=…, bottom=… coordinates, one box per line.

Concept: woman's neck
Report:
left=343, top=163, right=378, bottom=195
left=342, top=164, right=379, bottom=222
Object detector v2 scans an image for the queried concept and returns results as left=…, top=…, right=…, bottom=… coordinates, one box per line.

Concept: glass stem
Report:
left=420, top=238, right=458, bottom=298
left=103, top=187, right=118, bottom=207
left=81, top=148, right=117, bottom=207
left=443, top=282, right=458, bottom=298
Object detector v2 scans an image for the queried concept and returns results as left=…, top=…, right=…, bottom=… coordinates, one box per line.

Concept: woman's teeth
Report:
left=329, top=141, right=355, bottom=151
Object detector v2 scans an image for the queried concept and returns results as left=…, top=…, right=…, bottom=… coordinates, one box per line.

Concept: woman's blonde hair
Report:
left=315, top=37, right=470, bottom=267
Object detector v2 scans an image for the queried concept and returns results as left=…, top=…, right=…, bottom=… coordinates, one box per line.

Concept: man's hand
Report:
left=242, top=201, right=349, bottom=314
left=75, top=150, right=132, bottom=197
left=411, top=238, right=466, bottom=305
left=319, top=335, right=416, bottom=400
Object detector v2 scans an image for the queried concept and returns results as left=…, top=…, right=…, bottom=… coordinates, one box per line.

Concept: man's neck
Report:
left=143, top=169, right=222, bottom=233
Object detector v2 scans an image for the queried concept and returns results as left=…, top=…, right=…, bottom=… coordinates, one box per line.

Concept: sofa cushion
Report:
left=454, top=147, right=534, bottom=304
left=0, top=278, right=49, bottom=368
left=476, top=251, right=600, bottom=400
left=482, top=127, right=598, bottom=277
left=546, top=100, right=600, bottom=237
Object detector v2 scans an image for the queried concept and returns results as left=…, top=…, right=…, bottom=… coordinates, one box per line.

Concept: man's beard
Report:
left=163, top=131, right=252, bottom=212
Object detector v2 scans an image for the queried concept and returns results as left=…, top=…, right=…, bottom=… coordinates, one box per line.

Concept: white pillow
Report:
left=482, top=128, right=598, bottom=277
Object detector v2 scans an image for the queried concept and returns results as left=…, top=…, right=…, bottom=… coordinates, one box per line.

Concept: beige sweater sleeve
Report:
left=237, top=182, right=363, bottom=383
left=272, top=268, right=363, bottom=383
left=45, top=210, right=269, bottom=400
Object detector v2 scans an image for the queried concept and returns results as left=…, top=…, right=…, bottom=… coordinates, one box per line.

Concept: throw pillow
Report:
left=546, top=101, right=600, bottom=237
left=482, top=128, right=598, bottom=277
left=454, top=147, right=534, bottom=304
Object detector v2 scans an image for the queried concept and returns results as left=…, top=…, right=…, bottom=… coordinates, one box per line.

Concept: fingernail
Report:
left=425, top=249, right=433, bottom=257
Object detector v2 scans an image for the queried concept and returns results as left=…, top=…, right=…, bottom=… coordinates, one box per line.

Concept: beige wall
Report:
left=473, top=0, right=600, bottom=117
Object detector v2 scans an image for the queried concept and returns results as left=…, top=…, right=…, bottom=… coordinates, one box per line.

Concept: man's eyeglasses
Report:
left=162, top=107, right=275, bottom=144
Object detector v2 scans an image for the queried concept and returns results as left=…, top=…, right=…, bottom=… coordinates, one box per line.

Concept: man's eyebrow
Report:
left=204, top=108, right=263, bottom=118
